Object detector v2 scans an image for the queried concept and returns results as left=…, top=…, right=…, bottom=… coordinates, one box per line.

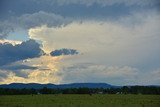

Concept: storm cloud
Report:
left=0, top=0, right=159, bottom=38
left=50, top=48, right=79, bottom=56
left=0, top=39, right=44, bottom=66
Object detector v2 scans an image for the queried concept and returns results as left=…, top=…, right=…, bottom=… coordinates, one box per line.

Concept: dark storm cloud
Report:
left=0, top=0, right=158, bottom=38
left=0, top=11, right=71, bottom=38
left=1, top=0, right=157, bottom=20
left=0, top=39, right=44, bottom=66
left=50, top=48, right=79, bottom=56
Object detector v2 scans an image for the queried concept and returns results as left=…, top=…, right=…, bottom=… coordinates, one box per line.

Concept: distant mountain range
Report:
left=0, top=83, right=120, bottom=89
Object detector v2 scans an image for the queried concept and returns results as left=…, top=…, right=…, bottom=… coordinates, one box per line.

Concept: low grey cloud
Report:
left=0, top=64, right=37, bottom=71
left=0, top=21, right=14, bottom=39
left=0, top=70, right=8, bottom=79
left=35, top=0, right=159, bottom=6
left=17, top=11, right=70, bottom=29
left=0, top=39, right=44, bottom=66
left=58, top=63, right=160, bottom=85
left=0, top=55, right=61, bottom=84
left=0, top=64, right=37, bottom=78
left=50, top=48, right=79, bottom=56
left=58, top=63, right=139, bottom=85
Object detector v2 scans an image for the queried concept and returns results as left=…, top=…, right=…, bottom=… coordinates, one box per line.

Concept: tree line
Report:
left=0, top=86, right=160, bottom=95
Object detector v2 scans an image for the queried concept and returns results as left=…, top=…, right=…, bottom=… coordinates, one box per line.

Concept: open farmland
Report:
left=0, top=94, right=159, bottom=107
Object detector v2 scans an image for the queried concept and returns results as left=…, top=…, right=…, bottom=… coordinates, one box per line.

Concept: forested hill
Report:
left=0, top=83, right=117, bottom=89
left=0, top=83, right=160, bottom=95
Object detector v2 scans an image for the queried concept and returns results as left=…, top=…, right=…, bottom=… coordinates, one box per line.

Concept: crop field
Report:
left=0, top=94, right=159, bottom=107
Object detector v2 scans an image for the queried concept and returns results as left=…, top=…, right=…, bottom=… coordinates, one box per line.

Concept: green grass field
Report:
left=0, top=94, right=159, bottom=107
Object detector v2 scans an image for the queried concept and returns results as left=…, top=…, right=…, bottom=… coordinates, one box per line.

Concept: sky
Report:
left=0, top=0, right=160, bottom=85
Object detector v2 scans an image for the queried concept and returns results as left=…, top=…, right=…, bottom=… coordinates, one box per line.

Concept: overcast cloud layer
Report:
left=0, top=0, right=160, bottom=85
